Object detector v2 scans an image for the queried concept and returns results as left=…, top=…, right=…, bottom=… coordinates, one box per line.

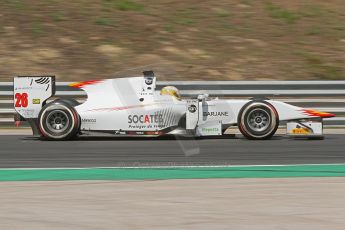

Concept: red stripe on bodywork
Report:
left=69, top=80, right=103, bottom=88
left=302, top=109, right=335, bottom=118
left=86, top=103, right=156, bottom=112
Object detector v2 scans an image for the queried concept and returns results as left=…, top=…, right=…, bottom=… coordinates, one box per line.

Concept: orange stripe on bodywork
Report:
left=302, top=109, right=335, bottom=118
left=69, top=80, right=103, bottom=88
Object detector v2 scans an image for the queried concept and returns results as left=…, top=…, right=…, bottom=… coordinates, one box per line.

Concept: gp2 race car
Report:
left=13, top=71, right=335, bottom=140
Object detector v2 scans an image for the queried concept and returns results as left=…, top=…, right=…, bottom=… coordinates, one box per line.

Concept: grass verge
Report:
left=1, top=164, right=345, bottom=181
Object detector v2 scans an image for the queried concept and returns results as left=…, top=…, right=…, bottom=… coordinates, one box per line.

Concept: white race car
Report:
left=14, top=71, right=335, bottom=140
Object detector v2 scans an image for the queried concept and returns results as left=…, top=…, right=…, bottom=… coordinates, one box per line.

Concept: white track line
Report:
left=1, top=163, right=344, bottom=171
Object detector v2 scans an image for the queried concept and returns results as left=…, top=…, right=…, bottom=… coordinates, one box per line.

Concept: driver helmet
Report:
left=160, top=86, right=181, bottom=100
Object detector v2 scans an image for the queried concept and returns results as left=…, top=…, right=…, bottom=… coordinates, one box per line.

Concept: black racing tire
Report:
left=238, top=100, right=279, bottom=140
left=38, top=100, right=80, bottom=140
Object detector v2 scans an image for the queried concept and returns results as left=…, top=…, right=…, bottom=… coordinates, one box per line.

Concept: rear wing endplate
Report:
left=13, top=76, right=56, bottom=119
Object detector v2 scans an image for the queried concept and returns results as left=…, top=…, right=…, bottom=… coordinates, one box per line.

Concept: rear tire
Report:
left=238, top=101, right=279, bottom=140
left=38, top=100, right=80, bottom=140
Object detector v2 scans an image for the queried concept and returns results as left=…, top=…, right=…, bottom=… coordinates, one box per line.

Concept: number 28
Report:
left=15, top=93, right=28, bottom=108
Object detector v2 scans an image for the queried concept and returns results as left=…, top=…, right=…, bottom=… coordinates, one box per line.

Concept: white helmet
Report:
left=160, top=86, right=181, bottom=100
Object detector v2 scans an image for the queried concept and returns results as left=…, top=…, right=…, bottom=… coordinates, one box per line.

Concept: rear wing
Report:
left=13, top=76, right=55, bottom=119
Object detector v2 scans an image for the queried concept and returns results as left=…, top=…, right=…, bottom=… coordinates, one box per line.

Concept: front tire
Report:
left=238, top=101, right=279, bottom=140
left=38, top=100, right=80, bottom=140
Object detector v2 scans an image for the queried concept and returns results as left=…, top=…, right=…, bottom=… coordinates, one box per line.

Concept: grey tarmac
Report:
left=0, top=134, right=344, bottom=168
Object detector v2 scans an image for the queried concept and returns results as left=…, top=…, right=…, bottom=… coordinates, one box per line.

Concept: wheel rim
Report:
left=46, top=110, right=70, bottom=133
left=247, top=108, right=271, bottom=132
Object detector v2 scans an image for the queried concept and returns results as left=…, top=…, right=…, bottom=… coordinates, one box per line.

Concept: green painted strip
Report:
left=1, top=164, right=345, bottom=181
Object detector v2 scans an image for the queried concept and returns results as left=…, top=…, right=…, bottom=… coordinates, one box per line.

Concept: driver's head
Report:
left=160, top=86, right=181, bottom=100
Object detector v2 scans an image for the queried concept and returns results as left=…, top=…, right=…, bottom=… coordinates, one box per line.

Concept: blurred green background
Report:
left=0, top=0, right=344, bottom=81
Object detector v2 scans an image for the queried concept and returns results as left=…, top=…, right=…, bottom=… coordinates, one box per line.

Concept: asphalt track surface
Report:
left=0, top=134, right=344, bottom=168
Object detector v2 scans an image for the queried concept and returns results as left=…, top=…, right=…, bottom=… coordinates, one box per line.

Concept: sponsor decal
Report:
left=114, top=130, right=127, bottom=135
left=16, top=85, right=50, bottom=92
left=128, top=114, right=163, bottom=124
left=114, top=131, right=164, bottom=135
left=291, top=127, right=311, bottom=135
left=82, top=118, right=97, bottom=123
left=32, top=98, right=40, bottom=104
left=128, top=114, right=165, bottom=129
left=202, top=127, right=219, bottom=133
left=203, top=111, right=229, bottom=117
left=145, top=78, right=153, bottom=85
left=290, top=125, right=312, bottom=135
left=15, top=86, right=36, bottom=90
left=188, top=104, right=197, bottom=113
left=20, top=109, right=35, bottom=117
